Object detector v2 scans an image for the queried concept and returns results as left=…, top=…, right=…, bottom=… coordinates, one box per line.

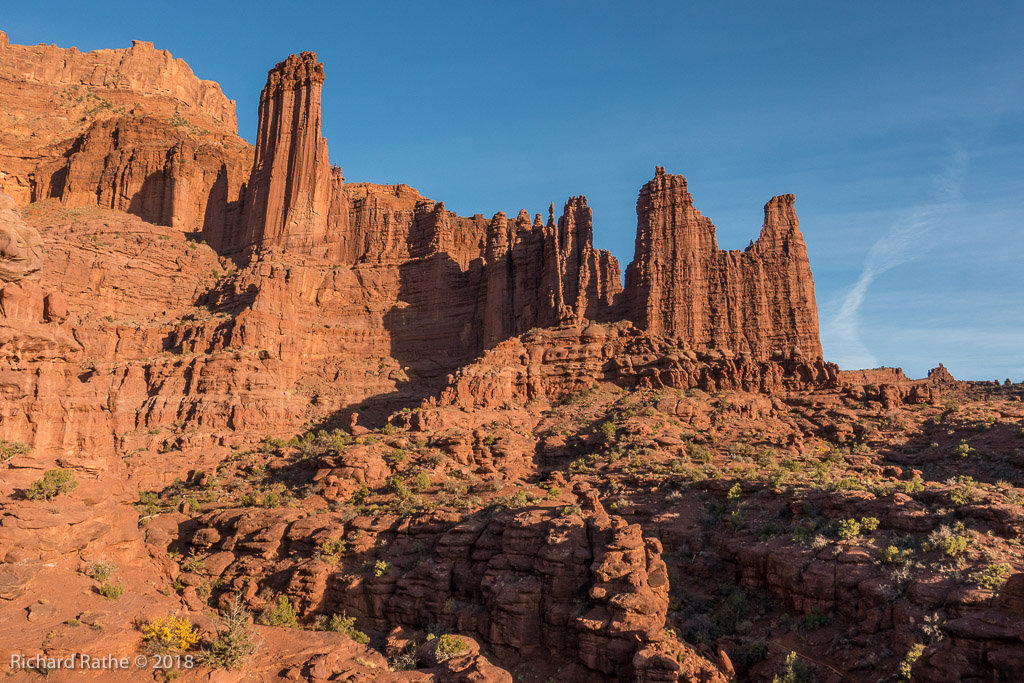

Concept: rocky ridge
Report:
left=0, top=32, right=1021, bottom=683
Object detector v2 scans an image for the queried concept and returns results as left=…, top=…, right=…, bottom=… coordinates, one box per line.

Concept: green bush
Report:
left=949, top=476, right=979, bottom=505
left=0, top=440, right=30, bottom=462
left=860, top=516, right=880, bottom=533
left=599, top=421, right=617, bottom=442
left=560, top=503, right=582, bottom=517
left=199, top=596, right=261, bottom=669
left=953, top=440, right=975, bottom=458
left=374, top=560, right=389, bottom=578
left=87, top=560, right=116, bottom=582
left=98, top=581, right=125, bottom=599
left=878, top=545, right=914, bottom=565
left=727, top=483, right=742, bottom=502
left=938, top=534, right=969, bottom=557
left=899, top=477, right=924, bottom=495
left=837, top=518, right=862, bottom=540
left=410, top=471, right=431, bottom=492
left=772, top=651, right=814, bottom=683
left=971, top=562, right=1013, bottom=590
left=326, top=613, right=369, bottom=644
left=688, top=442, right=713, bottom=464
left=435, top=634, right=468, bottom=663
left=316, top=538, right=347, bottom=564
left=258, top=595, right=298, bottom=628
left=897, top=643, right=924, bottom=681
left=26, top=468, right=79, bottom=501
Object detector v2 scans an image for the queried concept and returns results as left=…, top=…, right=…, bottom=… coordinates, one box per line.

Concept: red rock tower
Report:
left=241, top=52, right=337, bottom=257
left=624, top=167, right=822, bottom=359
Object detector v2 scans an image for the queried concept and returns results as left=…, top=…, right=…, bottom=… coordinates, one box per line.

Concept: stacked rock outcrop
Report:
left=238, top=52, right=341, bottom=258
left=623, top=167, right=822, bottom=360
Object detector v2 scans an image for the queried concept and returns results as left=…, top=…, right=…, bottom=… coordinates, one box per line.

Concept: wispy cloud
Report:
left=825, top=149, right=968, bottom=369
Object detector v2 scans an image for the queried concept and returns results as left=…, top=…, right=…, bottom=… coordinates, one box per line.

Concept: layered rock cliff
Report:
left=0, top=32, right=251, bottom=232
left=623, top=167, right=822, bottom=360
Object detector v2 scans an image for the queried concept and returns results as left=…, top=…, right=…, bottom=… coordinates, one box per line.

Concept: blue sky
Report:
left=5, top=2, right=1022, bottom=379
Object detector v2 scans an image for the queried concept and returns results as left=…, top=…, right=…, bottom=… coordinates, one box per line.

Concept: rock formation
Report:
left=0, top=193, right=43, bottom=282
left=0, top=32, right=251, bottom=233
left=623, top=167, right=822, bottom=360
left=238, top=52, right=340, bottom=258
left=7, top=33, right=1016, bottom=683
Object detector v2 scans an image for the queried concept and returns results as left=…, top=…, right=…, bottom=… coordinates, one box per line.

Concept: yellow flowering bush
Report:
left=142, top=615, right=200, bottom=653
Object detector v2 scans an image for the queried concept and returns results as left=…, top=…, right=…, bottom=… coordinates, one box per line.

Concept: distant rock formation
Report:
left=0, top=32, right=250, bottom=231
left=623, top=167, right=822, bottom=360
left=0, top=33, right=237, bottom=128
left=239, top=52, right=341, bottom=258
left=0, top=39, right=828, bottom=367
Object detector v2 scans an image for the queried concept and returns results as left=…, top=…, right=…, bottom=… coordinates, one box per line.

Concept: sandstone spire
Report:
left=241, top=52, right=337, bottom=257
left=480, top=198, right=622, bottom=348
left=624, top=168, right=822, bottom=359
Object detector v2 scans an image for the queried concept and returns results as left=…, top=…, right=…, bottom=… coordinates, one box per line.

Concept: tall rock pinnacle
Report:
left=241, top=52, right=338, bottom=257
left=624, top=168, right=822, bottom=359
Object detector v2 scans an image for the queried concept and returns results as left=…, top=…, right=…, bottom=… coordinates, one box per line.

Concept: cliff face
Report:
left=623, top=167, right=822, bottom=360
left=1, top=37, right=823, bottom=365
left=238, top=52, right=340, bottom=258
left=481, top=199, right=622, bottom=348
left=0, top=32, right=251, bottom=232
left=0, top=33, right=237, bottom=130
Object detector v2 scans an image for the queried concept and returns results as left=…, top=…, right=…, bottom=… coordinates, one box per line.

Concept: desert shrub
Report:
left=181, top=555, right=206, bottom=573
left=952, top=440, right=975, bottom=458
left=326, top=613, right=369, bottom=644
left=293, top=429, right=352, bottom=458
left=949, top=476, right=979, bottom=505
left=0, top=440, right=30, bottom=462
left=792, top=521, right=816, bottom=544
left=860, top=516, right=880, bottom=532
left=599, top=421, right=617, bottom=442
left=928, top=524, right=970, bottom=557
left=560, top=503, right=582, bottom=517
left=258, top=595, right=298, bottom=627
left=87, top=560, right=116, bottom=582
left=898, top=643, right=925, bottom=681
left=98, top=581, right=125, bottom=599
left=688, top=442, right=713, bottom=463
left=142, top=615, right=200, bottom=654
left=374, top=560, right=390, bottom=577
left=971, top=562, right=1013, bottom=590
left=772, top=651, right=814, bottom=683
left=388, top=645, right=418, bottom=671
left=727, top=483, right=742, bottom=502
left=199, top=597, right=261, bottom=669
left=900, top=477, right=925, bottom=495
left=435, top=634, right=468, bottom=662
left=259, top=435, right=287, bottom=453
left=350, top=484, right=372, bottom=504
left=26, top=468, right=79, bottom=501
left=316, top=538, right=347, bottom=564
left=411, top=470, right=431, bottom=492
left=878, top=545, right=914, bottom=565
left=802, top=607, right=831, bottom=630
left=837, top=518, right=862, bottom=539
left=238, top=492, right=258, bottom=507
left=754, top=448, right=776, bottom=468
